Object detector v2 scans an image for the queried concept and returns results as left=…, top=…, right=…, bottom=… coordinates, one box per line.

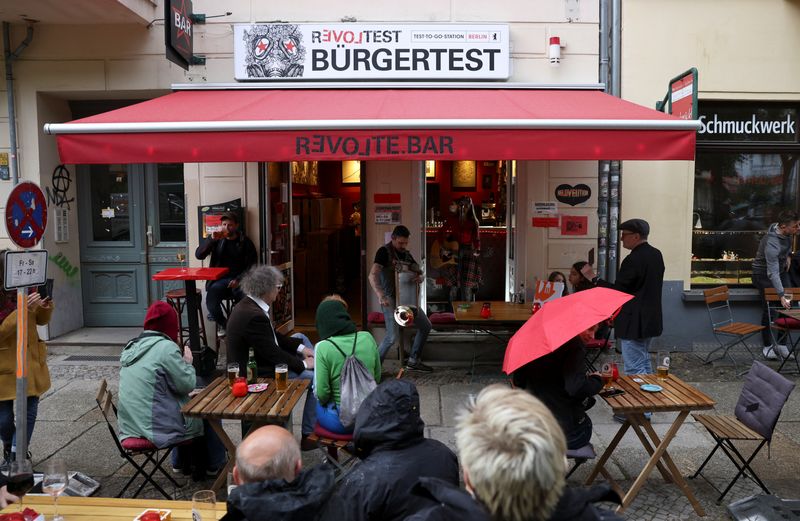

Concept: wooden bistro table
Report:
left=152, top=267, right=229, bottom=360
left=452, top=300, right=531, bottom=326
left=2, top=495, right=227, bottom=520
left=585, top=373, right=716, bottom=516
left=181, top=375, right=311, bottom=493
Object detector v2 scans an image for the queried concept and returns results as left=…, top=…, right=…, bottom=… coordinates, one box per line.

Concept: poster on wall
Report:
left=197, top=198, right=244, bottom=242
left=532, top=201, right=559, bottom=228
left=561, top=215, right=588, bottom=236
left=554, top=184, right=591, bottom=206
left=375, top=205, right=401, bottom=224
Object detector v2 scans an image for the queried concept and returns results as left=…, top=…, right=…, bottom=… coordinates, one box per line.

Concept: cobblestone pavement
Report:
left=24, top=349, right=800, bottom=520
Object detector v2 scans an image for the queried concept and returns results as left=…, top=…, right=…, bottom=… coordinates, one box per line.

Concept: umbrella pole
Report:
left=15, top=287, right=28, bottom=461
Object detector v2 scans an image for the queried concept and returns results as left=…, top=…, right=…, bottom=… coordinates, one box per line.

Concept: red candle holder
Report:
left=232, top=376, right=248, bottom=397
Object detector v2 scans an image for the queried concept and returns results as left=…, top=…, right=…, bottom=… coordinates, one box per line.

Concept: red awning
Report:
left=44, top=87, right=699, bottom=164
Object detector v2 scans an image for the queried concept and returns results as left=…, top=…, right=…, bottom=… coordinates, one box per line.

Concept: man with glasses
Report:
left=582, top=219, right=664, bottom=421
left=752, top=210, right=800, bottom=360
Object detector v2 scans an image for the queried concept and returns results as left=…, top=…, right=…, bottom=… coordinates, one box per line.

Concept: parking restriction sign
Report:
left=5, top=181, right=48, bottom=248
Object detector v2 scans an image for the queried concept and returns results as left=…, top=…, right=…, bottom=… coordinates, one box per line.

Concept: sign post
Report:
left=5, top=182, right=48, bottom=462
left=656, top=68, right=699, bottom=120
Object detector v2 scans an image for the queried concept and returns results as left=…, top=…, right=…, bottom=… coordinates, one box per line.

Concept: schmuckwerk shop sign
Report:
left=234, top=23, right=509, bottom=80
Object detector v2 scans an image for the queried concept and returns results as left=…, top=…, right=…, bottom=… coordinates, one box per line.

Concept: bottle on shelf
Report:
left=247, top=347, right=258, bottom=384
left=517, top=283, right=525, bottom=304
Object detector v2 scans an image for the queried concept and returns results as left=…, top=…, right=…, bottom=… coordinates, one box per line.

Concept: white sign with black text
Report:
left=234, top=23, right=510, bottom=80
left=4, top=250, right=48, bottom=290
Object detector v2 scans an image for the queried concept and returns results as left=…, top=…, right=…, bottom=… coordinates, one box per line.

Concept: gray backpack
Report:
left=326, top=332, right=377, bottom=428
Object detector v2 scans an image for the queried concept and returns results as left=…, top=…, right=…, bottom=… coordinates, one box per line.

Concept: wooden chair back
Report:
left=703, top=285, right=731, bottom=305
left=703, top=286, right=735, bottom=330
left=763, top=287, right=800, bottom=302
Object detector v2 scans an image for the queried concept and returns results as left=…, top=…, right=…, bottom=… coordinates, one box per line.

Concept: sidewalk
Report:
left=30, top=334, right=800, bottom=521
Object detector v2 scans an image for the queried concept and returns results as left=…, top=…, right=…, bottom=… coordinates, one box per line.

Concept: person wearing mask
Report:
left=547, top=271, right=569, bottom=296
left=314, top=297, right=381, bottom=434
left=222, top=425, right=341, bottom=521
left=0, top=250, right=54, bottom=463
left=195, top=211, right=257, bottom=336
left=752, top=210, right=799, bottom=360
left=118, top=301, right=226, bottom=478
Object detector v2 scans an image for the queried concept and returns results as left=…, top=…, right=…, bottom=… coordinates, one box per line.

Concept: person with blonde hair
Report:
left=406, top=385, right=621, bottom=521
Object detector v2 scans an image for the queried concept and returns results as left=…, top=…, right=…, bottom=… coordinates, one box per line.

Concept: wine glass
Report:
left=43, top=457, right=69, bottom=521
left=5, top=458, right=33, bottom=510
left=192, top=489, right=216, bottom=521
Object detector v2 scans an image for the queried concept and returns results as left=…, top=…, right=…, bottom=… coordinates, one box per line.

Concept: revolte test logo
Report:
left=243, top=24, right=306, bottom=78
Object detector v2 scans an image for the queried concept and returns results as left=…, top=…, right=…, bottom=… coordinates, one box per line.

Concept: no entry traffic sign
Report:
left=5, top=181, right=48, bottom=248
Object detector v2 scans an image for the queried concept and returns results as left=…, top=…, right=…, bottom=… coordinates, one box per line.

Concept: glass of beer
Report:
left=227, top=362, right=239, bottom=387
left=275, top=363, right=289, bottom=392
left=656, top=351, right=671, bottom=380
left=600, top=362, right=614, bottom=390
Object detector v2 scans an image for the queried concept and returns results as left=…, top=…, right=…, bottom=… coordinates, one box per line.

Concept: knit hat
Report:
left=315, top=300, right=357, bottom=340
left=144, top=301, right=179, bottom=343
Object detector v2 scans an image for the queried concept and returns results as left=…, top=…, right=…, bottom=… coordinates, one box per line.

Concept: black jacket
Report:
left=221, top=465, right=341, bottom=521
left=405, top=478, right=623, bottom=521
left=512, top=337, right=602, bottom=447
left=333, top=380, right=460, bottom=521
left=194, top=232, right=257, bottom=281
left=597, top=242, right=664, bottom=339
left=226, top=297, right=305, bottom=376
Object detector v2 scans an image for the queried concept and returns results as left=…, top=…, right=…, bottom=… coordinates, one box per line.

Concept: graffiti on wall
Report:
left=45, top=165, right=75, bottom=209
left=50, top=252, right=79, bottom=279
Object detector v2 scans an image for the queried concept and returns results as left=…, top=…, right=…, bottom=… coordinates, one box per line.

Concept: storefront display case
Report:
left=690, top=229, right=765, bottom=286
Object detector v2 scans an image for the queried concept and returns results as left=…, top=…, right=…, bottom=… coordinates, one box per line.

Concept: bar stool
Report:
left=166, top=288, right=208, bottom=347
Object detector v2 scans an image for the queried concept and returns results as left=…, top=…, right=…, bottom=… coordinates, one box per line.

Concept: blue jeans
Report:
left=621, top=338, right=653, bottom=375
left=378, top=301, right=432, bottom=363
left=315, top=402, right=352, bottom=435
left=205, top=277, right=244, bottom=327
left=0, top=397, right=39, bottom=454
left=171, top=419, right=227, bottom=471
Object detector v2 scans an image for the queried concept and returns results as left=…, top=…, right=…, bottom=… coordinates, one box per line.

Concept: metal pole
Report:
left=4, top=23, right=32, bottom=185
left=15, top=287, right=28, bottom=460
left=608, top=0, right=622, bottom=282
left=597, top=0, right=611, bottom=279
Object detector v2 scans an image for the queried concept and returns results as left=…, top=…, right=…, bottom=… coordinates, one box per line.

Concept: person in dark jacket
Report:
left=752, top=210, right=799, bottom=359
left=512, top=326, right=603, bottom=450
left=405, top=385, right=621, bottom=521
left=333, top=379, right=459, bottom=521
left=222, top=425, right=341, bottom=521
left=195, top=211, right=257, bottom=333
left=226, top=266, right=316, bottom=442
left=582, top=218, right=664, bottom=376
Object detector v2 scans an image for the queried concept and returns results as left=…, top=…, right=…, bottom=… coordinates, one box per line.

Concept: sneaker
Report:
left=405, top=360, right=433, bottom=372
left=217, top=326, right=226, bottom=338
left=774, top=344, right=792, bottom=359
left=763, top=345, right=780, bottom=360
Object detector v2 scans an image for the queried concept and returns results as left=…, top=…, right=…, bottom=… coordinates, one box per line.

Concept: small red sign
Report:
left=374, top=193, right=401, bottom=204
left=561, top=215, right=588, bottom=236
left=532, top=216, right=559, bottom=228
left=670, top=70, right=696, bottom=120
left=5, top=182, right=47, bottom=248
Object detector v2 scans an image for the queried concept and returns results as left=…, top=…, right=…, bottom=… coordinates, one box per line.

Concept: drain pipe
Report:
left=4, top=22, right=33, bottom=185
left=607, top=0, right=621, bottom=282
left=3, top=21, right=33, bottom=464
left=597, top=0, right=610, bottom=279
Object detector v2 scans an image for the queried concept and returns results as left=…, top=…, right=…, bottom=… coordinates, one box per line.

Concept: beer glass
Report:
left=275, top=363, right=289, bottom=392
left=656, top=351, right=671, bottom=380
left=227, top=362, right=239, bottom=387
left=600, top=362, right=614, bottom=390
left=192, top=490, right=216, bottom=521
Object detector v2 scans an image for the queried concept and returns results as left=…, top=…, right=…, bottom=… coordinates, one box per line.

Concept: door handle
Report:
left=146, top=225, right=154, bottom=246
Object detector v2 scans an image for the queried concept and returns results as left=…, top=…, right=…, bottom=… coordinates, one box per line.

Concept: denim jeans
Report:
left=171, top=419, right=227, bottom=471
left=566, top=414, right=593, bottom=451
left=0, top=396, right=39, bottom=454
left=620, top=337, right=653, bottom=375
left=753, top=271, right=790, bottom=346
left=205, top=277, right=244, bottom=327
left=315, top=402, right=352, bottom=435
left=378, top=301, right=432, bottom=363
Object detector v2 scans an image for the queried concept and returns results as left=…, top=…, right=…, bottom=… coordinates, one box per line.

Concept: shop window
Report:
left=691, top=152, right=799, bottom=286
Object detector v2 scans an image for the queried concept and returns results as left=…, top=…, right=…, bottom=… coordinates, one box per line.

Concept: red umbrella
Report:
left=503, top=287, right=633, bottom=374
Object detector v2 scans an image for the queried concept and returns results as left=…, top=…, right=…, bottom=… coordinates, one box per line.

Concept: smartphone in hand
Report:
left=599, top=388, right=625, bottom=398
left=37, top=279, right=54, bottom=301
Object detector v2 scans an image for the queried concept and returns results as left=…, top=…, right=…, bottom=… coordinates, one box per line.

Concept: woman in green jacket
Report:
left=314, top=297, right=381, bottom=434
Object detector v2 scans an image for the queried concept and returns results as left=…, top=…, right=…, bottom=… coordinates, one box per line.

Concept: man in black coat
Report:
left=333, top=379, right=459, bottom=521
left=582, top=218, right=664, bottom=377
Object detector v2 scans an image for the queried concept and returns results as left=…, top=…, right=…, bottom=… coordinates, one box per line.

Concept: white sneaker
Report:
left=774, top=344, right=792, bottom=359
left=763, top=346, right=779, bottom=360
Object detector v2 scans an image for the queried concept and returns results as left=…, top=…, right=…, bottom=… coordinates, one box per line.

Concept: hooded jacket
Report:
left=222, top=465, right=342, bottom=521
left=118, top=332, right=202, bottom=447
left=333, top=380, right=459, bottom=521
left=405, top=478, right=623, bottom=521
left=753, top=223, right=793, bottom=296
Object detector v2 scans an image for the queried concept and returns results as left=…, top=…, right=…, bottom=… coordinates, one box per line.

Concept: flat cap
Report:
left=619, top=218, right=650, bottom=237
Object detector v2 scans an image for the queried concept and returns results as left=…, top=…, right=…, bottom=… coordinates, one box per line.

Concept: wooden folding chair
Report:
left=691, top=361, right=795, bottom=503
left=307, top=424, right=357, bottom=482
left=96, top=379, right=185, bottom=499
left=764, top=287, right=800, bottom=373
left=698, top=286, right=764, bottom=372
